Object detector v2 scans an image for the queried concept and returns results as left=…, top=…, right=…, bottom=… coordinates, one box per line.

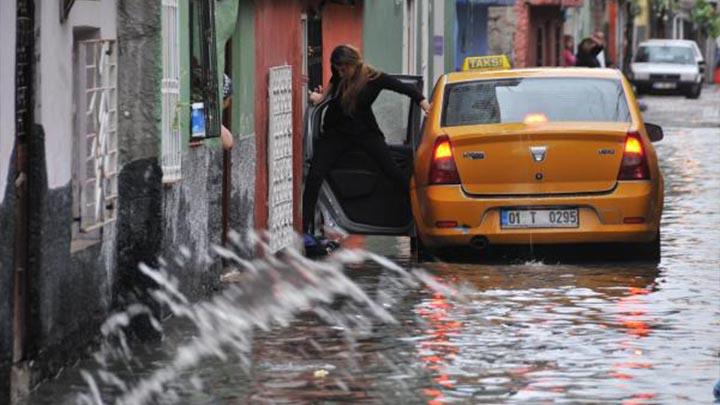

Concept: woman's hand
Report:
left=420, top=99, right=431, bottom=115
left=309, top=85, right=324, bottom=105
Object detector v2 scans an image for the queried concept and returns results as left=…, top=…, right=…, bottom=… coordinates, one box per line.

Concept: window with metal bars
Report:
left=161, top=0, right=182, bottom=183
left=72, top=39, right=118, bottom=236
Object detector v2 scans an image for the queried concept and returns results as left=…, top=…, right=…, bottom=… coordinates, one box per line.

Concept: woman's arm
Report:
left=309, top=74, right=338, bottom=105
left=221, top=124, right=234, bottom=150
left=378, top=73, right=431, bottom=113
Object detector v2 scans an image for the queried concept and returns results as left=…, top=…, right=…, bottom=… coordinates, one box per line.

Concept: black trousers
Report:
left=302, top=134, right=409, bottom=233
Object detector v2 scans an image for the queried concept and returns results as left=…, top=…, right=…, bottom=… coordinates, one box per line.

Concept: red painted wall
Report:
left=254, top=0, right=304, bottom=233
left=321, top=2, right=363, bottom=85
left=607, top=0, right=618, bottom=67
left=253, top=0, right=364, bottom=235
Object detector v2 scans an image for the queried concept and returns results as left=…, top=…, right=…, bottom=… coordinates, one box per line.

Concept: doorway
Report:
left=528, top=6, right=563, bottom=67
left=306, top=10, right=323, bottom=92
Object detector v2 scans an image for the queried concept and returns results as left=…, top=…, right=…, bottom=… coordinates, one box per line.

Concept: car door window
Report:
left=372, top=90, right=412, bottom=146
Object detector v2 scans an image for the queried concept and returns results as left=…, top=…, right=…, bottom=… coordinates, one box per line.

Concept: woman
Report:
left=562, top=35, right=576, bottom=67
left=303, top=45, right=430, bottom=246
left=575, top=37, right=601, bottom=68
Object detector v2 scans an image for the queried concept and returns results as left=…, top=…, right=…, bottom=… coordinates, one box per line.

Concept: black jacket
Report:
left=323, top=72, right=424, bottom=138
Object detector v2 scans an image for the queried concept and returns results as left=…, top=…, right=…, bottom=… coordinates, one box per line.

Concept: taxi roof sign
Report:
left=461, top=55, right=511, bottom=72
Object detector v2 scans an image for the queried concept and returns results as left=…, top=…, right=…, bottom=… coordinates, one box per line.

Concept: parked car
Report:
left=304, top=60, right=665, bottom=261
left=629, top=39, right=705, bottom=98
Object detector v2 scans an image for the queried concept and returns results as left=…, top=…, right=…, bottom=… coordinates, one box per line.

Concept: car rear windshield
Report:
left=635, top=45, right=695, bottom=64
left=442, top=78, right=631, bottom=127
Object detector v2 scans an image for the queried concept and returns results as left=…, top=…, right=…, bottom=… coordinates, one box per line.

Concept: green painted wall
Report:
left=363, top=0, right=404, bottom=73
left=177, top=0, right=238, bottom=148
left=215, top=0, right=239, bottom=111
left=444, top=0, right=456, bottom=73
left=231, top=1, right=255, bottom=140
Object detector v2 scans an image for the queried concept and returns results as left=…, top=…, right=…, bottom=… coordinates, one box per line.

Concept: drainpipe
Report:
left=11, top=0, right=34, bottom=400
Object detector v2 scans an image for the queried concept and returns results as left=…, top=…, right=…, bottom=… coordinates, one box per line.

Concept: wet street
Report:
left=27, top=87, right=720, bottom=404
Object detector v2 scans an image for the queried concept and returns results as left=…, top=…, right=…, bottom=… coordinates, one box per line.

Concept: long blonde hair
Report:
left=331, top=45, right=380, bottom=115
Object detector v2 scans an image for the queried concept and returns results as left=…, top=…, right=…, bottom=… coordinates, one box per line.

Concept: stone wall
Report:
left=488, top=6, right=517, bottom=58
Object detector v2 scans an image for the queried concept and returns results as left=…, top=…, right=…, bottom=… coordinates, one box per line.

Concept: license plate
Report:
left=501, top=208, right=579, bottom=229
left=653, top=82, right=677, bottom=89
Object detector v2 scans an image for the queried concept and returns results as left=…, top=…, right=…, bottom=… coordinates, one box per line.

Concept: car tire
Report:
left=410, top=228, right=433, bottom=263
left=686, top=83, right=702, bottom=99
left=636, top=233, right=661, bottom=262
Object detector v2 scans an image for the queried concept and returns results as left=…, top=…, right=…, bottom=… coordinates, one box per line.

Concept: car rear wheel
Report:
left=634, top=233, right=661, bottom=262
left=410, top=227, right=433, bottom=263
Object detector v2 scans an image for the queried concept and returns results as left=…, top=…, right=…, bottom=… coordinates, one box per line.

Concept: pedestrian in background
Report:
left=562, top=35, right=576, bottom=67
left=591, top=30, right=613, bottom=68
left=303, top=44, right=430, bottom=250
left=575, top=37, right=601, bottom=68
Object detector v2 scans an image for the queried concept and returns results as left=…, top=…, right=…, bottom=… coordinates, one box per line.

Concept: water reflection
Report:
left=399, top=260, right=662, bottom=403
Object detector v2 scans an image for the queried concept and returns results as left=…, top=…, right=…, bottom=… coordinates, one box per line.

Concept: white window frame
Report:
left=161, top=0, right=182, bottom=183
left=77, top=39, right=118, bottom=232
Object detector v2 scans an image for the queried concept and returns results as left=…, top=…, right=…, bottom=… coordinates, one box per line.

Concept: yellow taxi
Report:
left=303, top=56, right=664, bottom=260
left=410, top=58, right=664, bottom=259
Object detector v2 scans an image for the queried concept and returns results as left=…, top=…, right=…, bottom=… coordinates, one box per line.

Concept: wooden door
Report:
left=528, top=6, right=563, bottom=67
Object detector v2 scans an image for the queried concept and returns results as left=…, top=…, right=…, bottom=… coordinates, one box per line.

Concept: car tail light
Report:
left=618, top=132, right=650, bottom=180
left=429, top=136, right=460, bottom=185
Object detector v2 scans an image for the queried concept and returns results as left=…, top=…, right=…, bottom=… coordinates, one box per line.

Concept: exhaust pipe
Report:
left=470, top=236, right=489, bottom=251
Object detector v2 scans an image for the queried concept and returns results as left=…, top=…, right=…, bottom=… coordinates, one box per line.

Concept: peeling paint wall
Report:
left=488, top=6, right=517, bottom=57
left=19, top=0, right=120, bottom=388
left=0, top=1, right=16, bottom=399
left=0, top=1, right=15, bottom=207
left=230, top=1, right=257, bottom=248
left=254, top=0, right=305, bottom=232
left=115, top=0, right=164, bottom=338
left=321, top=2, right=364, bottom=84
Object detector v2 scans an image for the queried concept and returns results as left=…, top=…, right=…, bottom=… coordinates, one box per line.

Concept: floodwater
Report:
left=27, top=92, right=720, bottom=404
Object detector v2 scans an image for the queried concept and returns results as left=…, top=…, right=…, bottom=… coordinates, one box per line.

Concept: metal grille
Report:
left=649, top=74, right=680, bottom=81
left=161, top=0, right=181, bottom=182
left=267, top=66, right=294, bottom=253
left=78, top=40, right=118, bottom=231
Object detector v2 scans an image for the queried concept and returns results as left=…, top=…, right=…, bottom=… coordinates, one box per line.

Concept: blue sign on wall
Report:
left=434, top=35, right=444, bottom=56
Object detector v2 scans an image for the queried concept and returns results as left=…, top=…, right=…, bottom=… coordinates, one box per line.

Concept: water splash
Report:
left=75, top=231, right=471, bottom=405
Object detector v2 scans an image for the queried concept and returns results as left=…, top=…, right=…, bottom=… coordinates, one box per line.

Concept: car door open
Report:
left=303, top=75, right=423, bottom=235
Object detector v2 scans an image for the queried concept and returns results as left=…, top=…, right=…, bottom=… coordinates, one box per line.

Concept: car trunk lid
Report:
left=446, top=122, right=631, bottom=196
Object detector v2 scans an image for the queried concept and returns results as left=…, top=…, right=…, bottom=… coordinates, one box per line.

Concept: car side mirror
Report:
left=638, top=101, right=648, bottom=112
left=645, top=123, right=663, bottom=142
